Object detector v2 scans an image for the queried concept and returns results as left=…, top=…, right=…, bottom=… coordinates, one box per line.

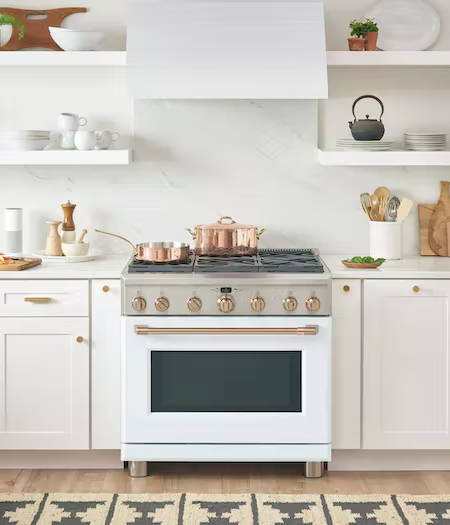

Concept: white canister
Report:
left=4, top=208, right=23, bottom=257
left=369, top=221, right=403, bottom=260
left=74, top=130, right=96, bottom=151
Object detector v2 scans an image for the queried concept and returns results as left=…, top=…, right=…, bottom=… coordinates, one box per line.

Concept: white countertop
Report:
left=322, top=254, right=450, bottom=279
left=0, top=255, right=128, bottom=279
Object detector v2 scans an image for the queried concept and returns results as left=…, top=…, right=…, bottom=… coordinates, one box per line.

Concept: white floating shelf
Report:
left=0, top=150, right=131, bottom=165
left=318, top=149, right=450, bottom=166
left=327, top=51, right=450, bottom=68
left=0, top=51, right=126, bottom=67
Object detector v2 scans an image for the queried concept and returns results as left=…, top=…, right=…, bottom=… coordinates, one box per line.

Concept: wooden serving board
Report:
left=0, top=7, right=87, bottom=51
left=418, top=203, right=450, bottom=256
left=0, top=257, right=41, bottom=271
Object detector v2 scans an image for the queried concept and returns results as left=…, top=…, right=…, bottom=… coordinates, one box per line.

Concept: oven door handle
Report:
left=134, top=325, right=318, bottom=336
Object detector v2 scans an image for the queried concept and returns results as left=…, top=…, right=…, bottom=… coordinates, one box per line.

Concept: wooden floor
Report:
left=1, top=464, right=450, bottom=494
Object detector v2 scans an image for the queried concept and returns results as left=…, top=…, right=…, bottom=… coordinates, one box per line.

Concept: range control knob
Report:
left=187, top=296, right=202, bottom=313
left=131, top=296, right=147, bottom=312
left=305, top=296, right=321, bottom=313
left=155, top=296, right=170, bottom=312
left=283, top=296, right=298, bottom=312
left=217, top=296, right=235, bottom=313
left=250, top=296, right=266, bottom=313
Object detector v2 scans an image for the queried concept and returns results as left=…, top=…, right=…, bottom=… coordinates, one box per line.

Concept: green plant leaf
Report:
left=0, top=13, right=26, bottom=40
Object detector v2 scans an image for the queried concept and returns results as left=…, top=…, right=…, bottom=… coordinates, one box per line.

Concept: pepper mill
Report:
left=45, top=221, right=63, bottom=256
left=61, top=200, right=76, bottom=243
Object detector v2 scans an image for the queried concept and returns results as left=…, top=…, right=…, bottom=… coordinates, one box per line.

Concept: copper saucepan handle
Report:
left=95, top=229, right=136, bottom=251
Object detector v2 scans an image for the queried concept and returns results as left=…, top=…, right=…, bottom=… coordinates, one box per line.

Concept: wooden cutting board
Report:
left=429, top=181, right=450, bottom=256
left=419, top=203, right=450, bottom=256
left=0, top=7, right=87, bottom=51
left=0, top=257, right=41, bottom=271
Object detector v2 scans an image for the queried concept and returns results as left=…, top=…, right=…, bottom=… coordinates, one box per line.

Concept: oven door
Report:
left=122, top=316, right=330, bottom=444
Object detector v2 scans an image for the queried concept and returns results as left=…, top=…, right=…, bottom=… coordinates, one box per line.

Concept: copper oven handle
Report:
left=24, top=297, right=52, bottom=303
left=135, top=326, right=318, bottom=336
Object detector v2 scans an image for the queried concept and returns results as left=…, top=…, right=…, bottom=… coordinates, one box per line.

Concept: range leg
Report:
left=304, top=461, right=325, bottom=478
left=128, top=461, right=148, bottom=478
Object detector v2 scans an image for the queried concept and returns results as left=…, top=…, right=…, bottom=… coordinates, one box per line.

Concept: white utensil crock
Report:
left=369, top=221, right=403, bottom=260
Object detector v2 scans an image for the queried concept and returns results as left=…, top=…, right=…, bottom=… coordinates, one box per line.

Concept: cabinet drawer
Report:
left=0, top=280, right=88, bottom=317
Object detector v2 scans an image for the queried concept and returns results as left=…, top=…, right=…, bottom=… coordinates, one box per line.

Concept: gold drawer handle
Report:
left=76, top=336, right=85, bottom=343
left=24, top=297, right=52, bottom=303
left=412, top=285, right=420, bottom=293
left=102, top=285, right=110, bottom=293
left=343, top=285, right=350, bottom=292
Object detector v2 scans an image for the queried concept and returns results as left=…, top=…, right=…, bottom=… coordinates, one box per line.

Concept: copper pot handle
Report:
left=217, top=216, right=236, bottom=224
left=256, top=228, right=267, bottom=239
left=95, top=229, right=136, bottom=251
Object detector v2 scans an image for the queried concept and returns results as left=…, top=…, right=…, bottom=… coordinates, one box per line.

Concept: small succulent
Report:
left=349, top=18, right=379, bottom=38
left=345, top=256, right=385, bottom=264
left=0, top=13, right=25, bottom=40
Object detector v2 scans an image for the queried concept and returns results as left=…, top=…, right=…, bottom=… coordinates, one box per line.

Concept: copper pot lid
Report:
left=194, top=216, right=257, bottom=230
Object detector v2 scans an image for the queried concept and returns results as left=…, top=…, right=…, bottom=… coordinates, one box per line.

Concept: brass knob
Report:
left=131, top=296, right=147, bottom=312
left=343, top=285, right=350, bottom=292
left=76, top=336, right=84, bottom=343
left=155, top=296, right=170, bottom=312
left=102, top=285, right=110, bottom=293
left=217, top=296, right=235, bottom=313
left=412, top=285, right=420, bottom=293
left=187, top=296, right=202, bottom=313
left=306, top=296, right=321, bottom=313
left=283, top=296, right=298, bottom=312
left=250, top=296, right=266, bottom=313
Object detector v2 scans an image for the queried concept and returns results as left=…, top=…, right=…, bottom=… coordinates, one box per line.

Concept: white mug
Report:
left=74, top=130, right=96, bottom=151
left=58, top=113, right=88, bottom=132
left=60, top=131, right=76, bottom=150
left=95, top=130, right=120, bottom=150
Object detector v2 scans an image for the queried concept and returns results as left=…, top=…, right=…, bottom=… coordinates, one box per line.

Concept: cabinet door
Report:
left=91, top=280, right=121, bottom=449
left=364, top=280, right=450, bottom=449
left=332, top=280, right=361, bottom=449
left=0, top=317, right=89, bottom=449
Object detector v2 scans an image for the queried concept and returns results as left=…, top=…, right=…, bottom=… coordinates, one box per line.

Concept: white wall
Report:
left=0, top=0, right=448, bottom=256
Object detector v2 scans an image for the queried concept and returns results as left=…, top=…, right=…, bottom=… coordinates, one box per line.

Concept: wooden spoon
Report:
left=369, top=194, right=381, bottom=221
left=396, top=198, right=414, bottom=222
left=374, top=186, right=390, bottom=221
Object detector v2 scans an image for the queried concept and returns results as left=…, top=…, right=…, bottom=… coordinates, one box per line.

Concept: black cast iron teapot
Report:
left=349, top=94, right=385, bottom=141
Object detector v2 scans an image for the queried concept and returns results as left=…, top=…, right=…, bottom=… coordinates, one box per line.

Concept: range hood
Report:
left=127, top=0, right=328, bottom=99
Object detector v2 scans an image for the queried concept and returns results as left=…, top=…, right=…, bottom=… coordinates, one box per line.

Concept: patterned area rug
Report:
left=1, top=493, right=450, bottom=524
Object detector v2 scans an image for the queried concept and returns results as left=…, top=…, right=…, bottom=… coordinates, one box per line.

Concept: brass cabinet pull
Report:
left=135, top=326, right=318, bottom=336
left=24, top=297, right=51, bottom=303
left=343, top=285, right=350, bottom=292
left=76, top=336, right=84, bottom=343
left=412, top=285, right=420, bottom=293
left=102, top=285, right=110, bottom=293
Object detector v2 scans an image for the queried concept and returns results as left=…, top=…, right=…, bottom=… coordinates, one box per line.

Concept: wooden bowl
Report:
left=342, top=260, right=383, bottom=269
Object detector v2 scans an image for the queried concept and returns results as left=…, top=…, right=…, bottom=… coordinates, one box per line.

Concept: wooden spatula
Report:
left=396, top=198, right=413, bottom=222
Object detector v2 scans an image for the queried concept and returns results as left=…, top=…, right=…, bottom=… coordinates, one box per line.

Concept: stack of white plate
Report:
left=404, top=132, right=447, bottom=151
left=336, top=139, right=394, bottom=151
left=0, top=130, right=50, bottom=151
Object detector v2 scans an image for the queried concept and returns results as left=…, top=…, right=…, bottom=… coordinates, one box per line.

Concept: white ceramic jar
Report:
left=369, top=221, right=403, bottom=260
left=74, top=130, right=96, bottom=151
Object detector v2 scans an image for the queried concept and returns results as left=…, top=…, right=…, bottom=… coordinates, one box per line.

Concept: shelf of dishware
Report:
left=318, top=149, right=450, bottom=166
left=0, top=51, right=127, bottom=67
left=0, top=149, right=131, bottom=165
left=327, top=51, right=450, bottom=68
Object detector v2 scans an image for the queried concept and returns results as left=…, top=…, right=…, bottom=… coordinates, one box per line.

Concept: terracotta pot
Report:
left=348, top=37, right=366, bottom=51
left=365, top=31, right=379, bottom=51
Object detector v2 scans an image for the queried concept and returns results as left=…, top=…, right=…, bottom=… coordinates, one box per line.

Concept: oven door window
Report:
left=151, top=351, right=301, bottom=412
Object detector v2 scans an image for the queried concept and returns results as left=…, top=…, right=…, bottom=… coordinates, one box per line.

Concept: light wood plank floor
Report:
left=1, top=465, right=450, bottom=494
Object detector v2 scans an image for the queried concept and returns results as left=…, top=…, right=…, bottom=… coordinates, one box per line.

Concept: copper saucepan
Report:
left=95, top=229, right=190, bottom=263
left=187, top=216, right=266, bottom=256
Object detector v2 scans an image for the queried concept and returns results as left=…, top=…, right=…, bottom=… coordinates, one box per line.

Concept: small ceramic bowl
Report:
left=49, top=27, right=104, bottom=51
left=62, top=242, right=89, bottom=257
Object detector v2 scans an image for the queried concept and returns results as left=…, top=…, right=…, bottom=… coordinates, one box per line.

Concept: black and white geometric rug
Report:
left=1, top=493, right=450, bottom=524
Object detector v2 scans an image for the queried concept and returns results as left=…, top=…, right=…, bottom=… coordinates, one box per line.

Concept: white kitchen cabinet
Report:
left=0, top=317, right=89, bottom=449
left=364, top=280, right=450, bottom=449
left=332, top=279, right=361, bottom=449
left=91, top=280, right=121, bottom=449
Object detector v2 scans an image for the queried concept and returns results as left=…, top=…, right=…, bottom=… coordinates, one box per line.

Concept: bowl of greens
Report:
left=342, top=256, right=386, bottom=269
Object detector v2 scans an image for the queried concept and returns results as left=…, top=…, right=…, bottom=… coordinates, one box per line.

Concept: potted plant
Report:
left=0, top=13, right=25, bottom=48
left=348, top=19, right=367, bottom=51
left=363, top=18, right=379, bottom=51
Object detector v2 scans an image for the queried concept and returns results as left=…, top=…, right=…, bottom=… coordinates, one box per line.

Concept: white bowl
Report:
left=62, top=242, right=90, bottom=257
left=0, top=138, right=49, bottom=151
left=49, top=27, right=104, bottom=51
left=0, top=130, right=50, bottom=139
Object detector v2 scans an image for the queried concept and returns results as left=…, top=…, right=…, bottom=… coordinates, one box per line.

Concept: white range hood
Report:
left=127, top=0, right=328, bottom=99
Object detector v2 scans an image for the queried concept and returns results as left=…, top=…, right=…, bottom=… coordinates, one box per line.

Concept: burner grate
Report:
left=127, top=256, right=195, bottom=273
left=195, top=254, right=258, bottom=273
left=258, top=249, right=324, bottom=273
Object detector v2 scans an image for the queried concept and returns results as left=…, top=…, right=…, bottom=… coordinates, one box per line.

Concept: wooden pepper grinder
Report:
left=61, top=200, right=76, bottom=243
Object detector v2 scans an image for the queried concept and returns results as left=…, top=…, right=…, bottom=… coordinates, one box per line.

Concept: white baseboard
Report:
left=330, top=450, right=450, bottom=471
left=0, top=450, right=123, bottom=469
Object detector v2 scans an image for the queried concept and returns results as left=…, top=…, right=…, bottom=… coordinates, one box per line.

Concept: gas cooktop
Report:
left=127, top=249, right=324, bottom=274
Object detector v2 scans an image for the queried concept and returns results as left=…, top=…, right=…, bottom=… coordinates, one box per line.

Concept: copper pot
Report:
left=187, top=216, right=266, bottom=256
left=95, top=229, right=190, bottom=263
